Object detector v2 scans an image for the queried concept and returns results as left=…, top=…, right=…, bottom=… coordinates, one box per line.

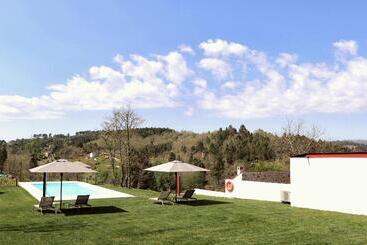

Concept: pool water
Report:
left=20, top=181, right=134, bottom=200
left=32, top=182, right=96, bottom=198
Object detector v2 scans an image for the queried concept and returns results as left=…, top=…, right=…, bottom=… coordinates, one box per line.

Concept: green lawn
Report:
left=1, top=186, right=367, bottom=245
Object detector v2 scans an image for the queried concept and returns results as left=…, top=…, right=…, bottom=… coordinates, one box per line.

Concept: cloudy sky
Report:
left=1, top=1, right=367, bottom=141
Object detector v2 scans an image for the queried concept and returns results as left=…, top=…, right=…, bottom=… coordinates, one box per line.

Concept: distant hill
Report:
left=348, top=140, right=367, bottom=146
left=332, top=140, right=367, bottom=151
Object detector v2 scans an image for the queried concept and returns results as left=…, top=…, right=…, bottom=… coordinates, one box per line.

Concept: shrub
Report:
left=0, top=176, right=16, bottom=187
left=153, top=172, right=175, bottom=191
left=251, top=161, right=288, bottom=172
left=181, top=172, right=206, bottom=190
left=95, top=169, right=109, bottom=184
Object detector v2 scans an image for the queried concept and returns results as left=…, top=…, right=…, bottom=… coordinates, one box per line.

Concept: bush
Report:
left=153, top=172, right=175, bottom=191
left=0, top=176, right=16, bottom=186
left=95, top=169, right=109, bottom=184
left=251, top=161, right=288, bottom=172
left=181, top=172, right=206, bottom=190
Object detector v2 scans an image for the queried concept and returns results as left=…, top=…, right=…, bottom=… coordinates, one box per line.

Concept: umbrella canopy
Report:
left=29, top=159, right=96, bottom=208
left=30, top=159, right=96, bottom=173
left=144, top=160, right=209, bottom=173
left=144, top=160, right=209, bottom=200
left=73, top=161, right=93, bottom=169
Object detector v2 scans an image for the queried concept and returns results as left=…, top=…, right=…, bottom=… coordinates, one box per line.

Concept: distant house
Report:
left=89, top=152, right=97, bottom=159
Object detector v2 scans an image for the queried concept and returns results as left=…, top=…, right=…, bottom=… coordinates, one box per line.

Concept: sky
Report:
left=1, top=1, right=367, bottom=141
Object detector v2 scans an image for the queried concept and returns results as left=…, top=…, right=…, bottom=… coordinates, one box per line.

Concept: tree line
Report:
left=1, top=108, right=363, bottom=190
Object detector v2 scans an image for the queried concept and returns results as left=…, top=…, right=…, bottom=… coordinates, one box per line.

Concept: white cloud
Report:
left=198, top=58, right=232, bottom=79
left=193, top=78, right=207, bottom=88
left=221, top=81, right=237, bottom=89
left=2, top=39, right=367, bottom=121
left=120, top=54, right=163, bottom=81
left=158, top=51, right=193, bottom=85
left=199, top=39, right=247, bottom=57
left=197, top=53, right=367, bottom=118
left=333, top=40, right=358, bottom=56
left=193, top=78, right=208, bottom=96
left=113, top=54, right=124, bottom=64
left=0, top=51, right=193, bottom=120
left=276, top=53, right=298, bottom=68
left=333, top=40, right=358, bottom=62
left=0, top=95, right=62, bottom=120
left=178, top=44, right=194, bottom=55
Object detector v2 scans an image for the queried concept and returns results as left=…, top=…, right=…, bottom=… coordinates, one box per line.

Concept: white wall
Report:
left=291, top=157, right=367, bottom=215
left=225, top=174, right=291, bottom=202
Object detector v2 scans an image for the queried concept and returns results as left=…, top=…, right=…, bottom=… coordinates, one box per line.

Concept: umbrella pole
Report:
left=42, top=172, right=47, bottom=197
left=60, top=173, right=63, bottom=209
left=175, top=172, right=178, bottom=202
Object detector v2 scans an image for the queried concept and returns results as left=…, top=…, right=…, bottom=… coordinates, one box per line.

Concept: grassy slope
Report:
left=1, top=186, right=367, bottom=245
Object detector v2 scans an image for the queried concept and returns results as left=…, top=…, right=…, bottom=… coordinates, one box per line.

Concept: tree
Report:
left=27, top=139, right=44, bottom=168
left=168, top=152, right=176, bottom=161
left=251, top=130, right=275, bottom=161
left=278, top=119, right=325, bottom=158
left=104, top=106, right=144, bottom=188
left=101, top=120, right=118, bottom=184
left=0, top=140, right=7, bottom=172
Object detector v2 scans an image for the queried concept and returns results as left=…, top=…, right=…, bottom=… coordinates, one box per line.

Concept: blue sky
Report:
left=1, top=1, right=367, bottom=141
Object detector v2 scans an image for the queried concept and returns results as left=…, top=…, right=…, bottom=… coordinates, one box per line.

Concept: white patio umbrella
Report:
left=144, top=160, right=209, bottom=200
left=29, top=159, right=96, bottom=207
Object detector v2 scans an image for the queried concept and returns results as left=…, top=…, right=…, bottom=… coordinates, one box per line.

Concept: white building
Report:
left=291, top=153, right=367, bottom=216
left=224, top=167, right=291, bottom=203
left=220, top=153, right=367, bottom=216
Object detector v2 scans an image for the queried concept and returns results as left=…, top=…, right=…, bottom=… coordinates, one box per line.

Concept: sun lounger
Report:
left=176, top=189, right=197, bottom=202
left=33, top=196, right=57, bottom=214
left=149, top=190, right=174, bottom=205
left=69, top=195, right=91, bottom=209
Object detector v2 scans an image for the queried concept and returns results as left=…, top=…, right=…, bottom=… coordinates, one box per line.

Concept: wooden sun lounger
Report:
left=149, top=190, right=174, bottom=205
left=33, top=196, right=57, bottom=214
left=69, top=195, right=92, bottom=209
left=176, top=189, right=197, bottom=202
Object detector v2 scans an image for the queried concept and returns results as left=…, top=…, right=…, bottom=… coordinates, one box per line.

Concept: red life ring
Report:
left=226, top=181, right=234, bottom=192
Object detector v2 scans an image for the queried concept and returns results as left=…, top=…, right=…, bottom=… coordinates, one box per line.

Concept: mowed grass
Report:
left=1, top=186, right=367, bottom=245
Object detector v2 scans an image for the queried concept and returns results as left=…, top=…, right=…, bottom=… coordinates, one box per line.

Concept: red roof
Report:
left=294, top=152, right=367, bottom=158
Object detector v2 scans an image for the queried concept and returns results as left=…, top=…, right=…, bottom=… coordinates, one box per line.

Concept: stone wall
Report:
left=242, top=171, right=290, bottom=184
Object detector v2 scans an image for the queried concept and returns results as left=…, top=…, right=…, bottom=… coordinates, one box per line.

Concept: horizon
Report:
left=6, top=124, right=367, bottom=144
left=1, top=1, right=367, bottom=141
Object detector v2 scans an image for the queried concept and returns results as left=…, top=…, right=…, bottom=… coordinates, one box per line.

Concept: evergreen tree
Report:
left=0, top=140, right=7, bottom=172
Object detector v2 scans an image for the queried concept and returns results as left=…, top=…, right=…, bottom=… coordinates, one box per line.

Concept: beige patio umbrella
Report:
left=29, top=159, right=96, bottom=207
left=144, top=160, right=209, bottom=200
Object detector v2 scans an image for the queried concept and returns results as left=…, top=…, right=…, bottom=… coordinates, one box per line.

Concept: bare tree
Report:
left=101, top=120, right=118, bottom=185
left=279, top=119, right=325, bottom=158
left=103, top=106, right=144, bottom=187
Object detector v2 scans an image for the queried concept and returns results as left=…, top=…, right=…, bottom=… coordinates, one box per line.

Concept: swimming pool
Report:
left=19, top=181, right=133, bottom=201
